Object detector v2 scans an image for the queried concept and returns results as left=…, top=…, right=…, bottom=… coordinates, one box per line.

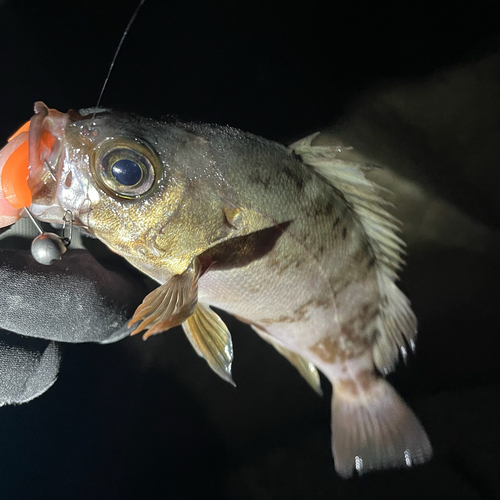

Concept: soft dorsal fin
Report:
left=290, top=134, right=417, bottom=373
left=252, top=325, right=322, bottom=395
left=182, top=303, right=235, bottom=385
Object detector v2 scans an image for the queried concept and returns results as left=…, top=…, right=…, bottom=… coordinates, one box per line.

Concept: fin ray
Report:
left=291, top=133, right=405, bottom=277
left=182, top=303, right=235, bottom=385
left=373, top=276, right=417, bottom=373
left=332, top=376, right=432, bottom=478
left=129, top=261, right=200, bottom=339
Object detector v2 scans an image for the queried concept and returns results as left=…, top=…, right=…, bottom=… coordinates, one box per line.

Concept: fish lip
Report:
left=28, top=102, right=50, bottom=176
left=29, top=103, right=99, bottom=228
left=28, top=102, right=70, bottom=205
left=31, top=105, right=107, bottom=229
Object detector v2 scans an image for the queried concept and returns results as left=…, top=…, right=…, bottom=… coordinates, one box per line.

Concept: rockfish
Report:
left=0, top=102, right=432, bottom=477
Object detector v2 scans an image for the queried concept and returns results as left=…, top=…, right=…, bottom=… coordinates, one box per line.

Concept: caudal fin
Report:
left=331, top=377, right=432, bottom=478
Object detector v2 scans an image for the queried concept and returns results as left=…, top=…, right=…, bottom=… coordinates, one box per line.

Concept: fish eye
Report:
left=92, top=138, right=160, bottom=199
left=111, top=159, right=143, bottom=186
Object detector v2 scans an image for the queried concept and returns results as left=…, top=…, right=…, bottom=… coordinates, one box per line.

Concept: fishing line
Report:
left=92, top=0, right=147, bottom=120
left=25, top=1, right=146, bottom=263
left=86, top=1, right=146, bottom=233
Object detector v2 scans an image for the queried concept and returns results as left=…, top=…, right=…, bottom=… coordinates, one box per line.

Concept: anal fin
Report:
left=182, top=303, right=235, bottom=385
left=252, top=325, right=322, bottom=395
left=129, top=262, right=199, bottom=339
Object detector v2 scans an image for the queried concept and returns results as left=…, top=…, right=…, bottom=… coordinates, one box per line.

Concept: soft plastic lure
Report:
left=0, top=101, right=63, bottom=231
left=2, top=121, right=32, bottom=209
left=1, top=120, right=57, bottom=208
left=0, top=107, right=71, bottom=264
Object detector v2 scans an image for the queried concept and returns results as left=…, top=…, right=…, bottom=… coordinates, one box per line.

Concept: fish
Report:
left=0, top=101, right=432, bottom=477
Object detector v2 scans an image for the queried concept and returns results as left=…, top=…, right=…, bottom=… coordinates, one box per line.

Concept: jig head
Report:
left=25, top=208, right=73, bottom=265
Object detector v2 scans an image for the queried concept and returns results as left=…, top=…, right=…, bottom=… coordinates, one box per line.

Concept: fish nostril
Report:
left=65, top=171, right=73, bottom=188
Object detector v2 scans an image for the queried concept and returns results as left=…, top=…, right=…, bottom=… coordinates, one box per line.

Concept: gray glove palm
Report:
left=0, top=223, right=148, bottom=405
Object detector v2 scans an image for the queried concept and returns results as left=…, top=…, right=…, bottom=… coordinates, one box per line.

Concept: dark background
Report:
left=1, top=1, right=500, bottom=499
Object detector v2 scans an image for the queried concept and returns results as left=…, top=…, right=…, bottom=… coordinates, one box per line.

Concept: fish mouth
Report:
left=30, top=104, right=101, bottom=229
left=28, top=102, right=69, bottom=207
left=0, top=102, right=69, bottom=227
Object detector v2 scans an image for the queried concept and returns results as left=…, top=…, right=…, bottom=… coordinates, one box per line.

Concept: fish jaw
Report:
left=29, top=104, right=96, bottom=227
left=0, top=102, right=71, bottom=227
left=0, top=102, right=105, bottom=230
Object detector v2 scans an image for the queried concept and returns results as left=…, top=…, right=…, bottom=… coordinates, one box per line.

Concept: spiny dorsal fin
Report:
left=182, top=303, right=235, bottom=386
left=291, top=133, right=404, bottom=279
left=290, top=134, right=417, bottom=374
left=252, top=325, right=322, bottom=395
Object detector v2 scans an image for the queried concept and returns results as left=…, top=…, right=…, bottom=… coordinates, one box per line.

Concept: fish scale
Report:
left=0, top=102, right=431, bottom=477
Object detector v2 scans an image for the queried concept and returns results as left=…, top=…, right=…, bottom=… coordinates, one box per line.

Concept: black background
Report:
left=0, top=1, right=500, bottom=499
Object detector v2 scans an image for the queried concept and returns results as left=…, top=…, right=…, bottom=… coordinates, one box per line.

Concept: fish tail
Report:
left=331, top=374, right=432, bottom=478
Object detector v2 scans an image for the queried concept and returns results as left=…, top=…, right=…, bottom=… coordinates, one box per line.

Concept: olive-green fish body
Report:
left=19, top=103, right=431, bottom=477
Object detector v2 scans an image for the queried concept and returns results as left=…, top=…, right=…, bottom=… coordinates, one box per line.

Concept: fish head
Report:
left=35, top=102, right=188, bottom=270
left=1, top=102, right=234, bottom=276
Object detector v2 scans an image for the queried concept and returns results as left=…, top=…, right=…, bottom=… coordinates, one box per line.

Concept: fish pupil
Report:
left=111, top=159, right=142, bottom=186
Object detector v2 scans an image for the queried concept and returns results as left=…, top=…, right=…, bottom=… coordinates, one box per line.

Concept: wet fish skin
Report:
left=23, top=104, right=431, bottom=477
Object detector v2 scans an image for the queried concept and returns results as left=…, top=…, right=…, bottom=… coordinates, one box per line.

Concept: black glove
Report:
left=0, top=232, right=148, bottom=406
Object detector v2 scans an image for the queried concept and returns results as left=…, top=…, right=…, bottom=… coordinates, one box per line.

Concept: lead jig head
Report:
left=24, top=208, right=73, bottom=265
left=31, top=232, right=67, bottom=265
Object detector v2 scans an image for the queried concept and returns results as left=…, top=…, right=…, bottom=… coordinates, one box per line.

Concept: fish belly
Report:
left=197, top=223, right=380, bottom=370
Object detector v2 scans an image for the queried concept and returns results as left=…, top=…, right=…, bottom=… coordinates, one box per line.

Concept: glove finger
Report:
left=0, top=249, right=147, bottom=343
left=0, top=330, right=61, bottom=405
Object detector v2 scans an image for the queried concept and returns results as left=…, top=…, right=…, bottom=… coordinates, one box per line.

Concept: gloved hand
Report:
left=0, top=222, right=148, bottom=406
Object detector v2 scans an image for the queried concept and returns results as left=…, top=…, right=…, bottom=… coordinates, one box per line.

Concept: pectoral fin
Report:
left=182, top=303, right=235, bottom=385
left=252, top=325, right=322, bottom=395
left=130, top=262, right=200, bottom=339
